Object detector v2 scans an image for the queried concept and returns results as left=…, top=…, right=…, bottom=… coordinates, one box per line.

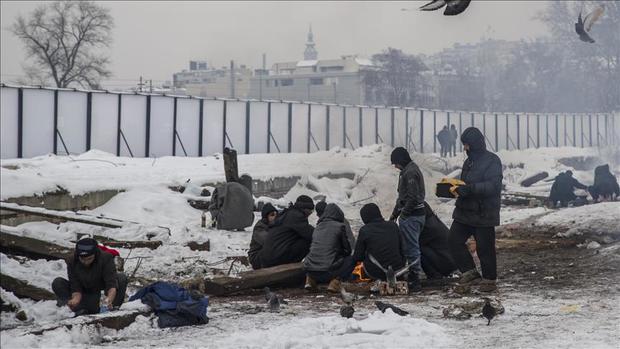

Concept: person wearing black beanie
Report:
left=258, top=195, right=315, bottom=268
left=248, top=203, right=279, bottom=270
left=315, top=201, right=327, bottom=218
left=389, top=147, right=426, bottom=293
left=51, top=238, right=127, bottom=316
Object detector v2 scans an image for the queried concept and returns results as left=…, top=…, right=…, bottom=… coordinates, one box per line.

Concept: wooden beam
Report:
left=520, top=171, right=549, bottom=187
left=223, top=147, right=239, bottom=183
left=204, top=262, right=304, bottom=296
left=1, top=202, right=125, bottom=229
left=27, top=309, right=150, bottom=335
left=0, top=273, right=55, bottom=301
left=93, top=235, right=162, bottom=250
left=1, top=227, right=72, bottom=260
left=187, top=241, right=210, bottom=252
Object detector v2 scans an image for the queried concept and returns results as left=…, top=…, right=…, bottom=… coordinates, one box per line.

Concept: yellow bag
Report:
left=436, top=178, right=466, bottom=198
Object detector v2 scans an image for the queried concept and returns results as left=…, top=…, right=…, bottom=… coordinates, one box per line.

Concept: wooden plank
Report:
left=520, top=171, right=549, bottom=187
left=0, top=273, right=55, bottom=301
left=0, top=202, right=125, bottom=229
left=27, top=309, right=150, bottom=335
left=204, top=262, right=304, bottom=296
left=223, top=147, right=239, bottom=183
left=187, top=241, right=210, bottom=252
left=93, top=235, right=162, bottom=250
left=0, top=227, right=72, bottom=260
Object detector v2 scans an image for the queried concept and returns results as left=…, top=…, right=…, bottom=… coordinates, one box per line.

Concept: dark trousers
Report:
left=440, top=144, right=447, bottom=158
left=52, top=273, right=128, bottom=314
left=307, top=256, right=355, bottom=283
left=449, top=221, right=497, bottom=280
left=450, top=142, right=456, bottom=157
left=264, top=239, right=311, bottom=268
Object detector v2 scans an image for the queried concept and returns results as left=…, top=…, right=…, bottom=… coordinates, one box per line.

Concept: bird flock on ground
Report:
left=404, top=0, right=606, bottom=45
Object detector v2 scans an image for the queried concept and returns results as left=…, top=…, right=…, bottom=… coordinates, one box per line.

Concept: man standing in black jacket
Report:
left=390, top=147, right=426, bottom=292
left=52, top=238, right=127, bottom=315
left=258, top=195, right=315, bottom=268
left=448, top=127, right=503, bottom=292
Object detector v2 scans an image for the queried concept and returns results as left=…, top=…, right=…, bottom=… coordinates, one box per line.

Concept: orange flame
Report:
left=352, top=262, right=371, bottom=282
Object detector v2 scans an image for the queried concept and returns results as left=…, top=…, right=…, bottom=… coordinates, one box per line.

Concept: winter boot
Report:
left=478, top=278, right=497, bottom=292
left=304, top=275, right=317, bottom=291
left=327, top=278, right=341, bottom=293
left=457, top=269, right=482, bottom=285
left=408, top=271, right=422, bottom=293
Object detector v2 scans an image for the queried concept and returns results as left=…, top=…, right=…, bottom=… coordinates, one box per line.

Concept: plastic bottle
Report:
left=100, top=294, right=108, bottom=313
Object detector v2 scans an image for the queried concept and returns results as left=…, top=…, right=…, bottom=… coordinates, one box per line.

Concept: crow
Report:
left=575, top=12, right=595, bottom=43
left=419, top=0, right=471, bottom=16
left=482, top=298, right=496, bottom=326
left=340, top=305, right=355, bottom=318
left=375, top=301, right=409, bottom=316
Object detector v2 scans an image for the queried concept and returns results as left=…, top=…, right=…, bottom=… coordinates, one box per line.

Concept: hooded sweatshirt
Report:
left=453, top=127, right=503, bottom=227
left=390, top=147, right=426, bottom=219
left=303, top=204, right=351, bottom=272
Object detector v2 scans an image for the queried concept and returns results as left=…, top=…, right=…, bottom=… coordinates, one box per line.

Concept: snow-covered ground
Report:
left=1, top=145, right=619, bottom=348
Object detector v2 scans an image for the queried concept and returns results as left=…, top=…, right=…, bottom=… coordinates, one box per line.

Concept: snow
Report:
left=1, top=145, right=619, bottom=348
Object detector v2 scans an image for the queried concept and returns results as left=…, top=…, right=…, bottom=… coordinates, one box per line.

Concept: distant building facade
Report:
left=172, top=60, right=252, bottom=98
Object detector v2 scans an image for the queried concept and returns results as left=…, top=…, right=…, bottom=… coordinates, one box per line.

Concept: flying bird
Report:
left=375, top=301, right=409, bottom=316
left=482, top=298, right=496, bottom=325
left=575, top=5, right=605, bottom=44
left=340, top=305, right=355, bottom=318
left=419, top=0, right=471, bottom=16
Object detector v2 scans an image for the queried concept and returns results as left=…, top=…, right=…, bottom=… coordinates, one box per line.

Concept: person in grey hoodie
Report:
left=303, top=203, right=354, bottom=292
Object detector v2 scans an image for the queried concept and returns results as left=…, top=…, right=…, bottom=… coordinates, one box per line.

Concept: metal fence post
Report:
left=573, top=114, right=577, bottom=147
left=545, top=114, right=549, bottom=147
left=326, top=105, right=330, bottom=150
left=555, top=114, right=559, bottom=147
left=536, top=114, right=540, bottom=148
left=245, top=101, right=251, bottom=154
left=343, top=107, right=347, bottom=148
left=307, top=104, right=312, bottom=153
left=198, top=99, right=204, bottom=156
left=470, top=112, right=474, bottom=126
left=526, top=114, right=530, bottom=148
left=390, top=108, right=395, bottom=147
left=116, top=94, right=122, bottom=156
left=420, top=109, right=424, bottom=153
left=221, top=100, right=227, bottom=152
left=494, top=113, right=498, bottom=151
left=288, top=102, right=293, bottom=152
left=86, top=92, right=93, bottom=151
left=596, top=114, right=600, bottom=146
left=482, top=113, right=486, bottom=144
left=505, top=114, right=509, bottom=150
left=516, top=114, right=520, bottom=149
left=267, top=102, right=272, bottom=153
left=405, top=109, right=409, bottom=151
left=358, top=107, right=363, bottom=147
left=375, top=107, right=379, bottom=144
left=459, top=112, right=463, bottom=152
left=588, top=114, right=593, bottom=147
left=433, top=111, right=437, bottom=153
left=17, top=88, right=23, bottom=158
left=580, top=114, right=584, bottom=147
left=173, top=97, right=178, bottom=155
left=563, top=114, right=567, bottom=146
left=145, top=95, right=150, bottom=157
left=53, top=90, right=58, bottom=155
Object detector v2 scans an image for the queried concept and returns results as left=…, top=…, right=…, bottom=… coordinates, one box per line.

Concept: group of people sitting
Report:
left=250, top=126, right=504, bottom=294
left=548, top=164, right=619, bottom=208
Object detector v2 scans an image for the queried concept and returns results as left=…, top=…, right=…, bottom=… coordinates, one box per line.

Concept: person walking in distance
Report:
left=449, top=124, right=458, bottom=157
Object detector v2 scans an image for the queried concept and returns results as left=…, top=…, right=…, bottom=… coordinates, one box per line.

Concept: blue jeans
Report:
left=399, top=215, right=425, bottom=274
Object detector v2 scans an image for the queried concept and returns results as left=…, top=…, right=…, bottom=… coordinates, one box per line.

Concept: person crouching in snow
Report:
left=352, top=203, right=407, bottom=281
left=303, top=203, right=355, bottom=293
left=248, top=203, right=278, bottom=270
left=52, top=238, right=127, bottom=316
left=448, top=127, right=502, bottom=293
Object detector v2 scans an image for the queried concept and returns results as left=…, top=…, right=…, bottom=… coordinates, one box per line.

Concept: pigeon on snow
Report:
left=264, top=287, right=286, bottom=313
left=419, top=0, right=471, bottom=16
left=482, top=298, right=497, bottom=326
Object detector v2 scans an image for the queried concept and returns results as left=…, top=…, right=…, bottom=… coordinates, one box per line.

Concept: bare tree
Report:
left=10, top=1, right=113, bottom=89
left=364, top=48, right=428, bottom=107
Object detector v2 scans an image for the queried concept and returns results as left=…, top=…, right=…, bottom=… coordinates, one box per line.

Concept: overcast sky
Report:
left=1, top=1, right=550, bottom=88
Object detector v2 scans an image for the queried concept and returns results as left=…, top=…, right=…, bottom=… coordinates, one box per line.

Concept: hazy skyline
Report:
left=1, top=1, right=549, bottom=88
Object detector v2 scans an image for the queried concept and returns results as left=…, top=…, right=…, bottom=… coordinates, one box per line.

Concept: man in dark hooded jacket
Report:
left=390, top=147, right=426, bottom=292
left=437, top=126, right=450, bottom=158
left=52, top=238, right=127, bottom=315
left=353, top=203, right=406, bottom=281
left=589, top=164, right=619, bottom=202
left=303, top=204, right=354, bottom=292
left=448, top=127, right=502, bottom=292
left=258, top=195, right=315, bottom=268
left=549, top=171, right=588, bottom=207
left=248, top=203, right=278, bottom=270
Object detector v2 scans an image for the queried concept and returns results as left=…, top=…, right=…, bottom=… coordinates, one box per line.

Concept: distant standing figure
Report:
left=450, top=124, right=458, bottom=157
left=437, top=126, right=450, bottom=158
left=588, top=164, right=620, bottom=202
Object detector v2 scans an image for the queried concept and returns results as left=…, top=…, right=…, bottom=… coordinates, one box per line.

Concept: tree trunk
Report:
left=203, top=262, right=304, bottom=296
left=0, top=273, right=56, bottom=301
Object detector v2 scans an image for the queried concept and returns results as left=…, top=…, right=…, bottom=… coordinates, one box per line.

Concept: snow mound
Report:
left=212, top=310, right=456, bottom=349
left=536, top=202, right=620, bottom=238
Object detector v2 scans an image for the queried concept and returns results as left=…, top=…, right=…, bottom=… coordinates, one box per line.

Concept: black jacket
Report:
left=453, top=127, right=503, bottom=227
left=352, top=219, right=406, bottom=279
left=258, top=205, right=314, bottom=268
left=248, top=219, right=270, bottom=269
left=549, top=172, right=587, bottom=203
left=67, top=248, right=118, bottom=294
left=592, top=164, right=619, bottom=196
left=303, top=204, right=351, bottom=272
left=392, top=161, right=426, bottom=219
